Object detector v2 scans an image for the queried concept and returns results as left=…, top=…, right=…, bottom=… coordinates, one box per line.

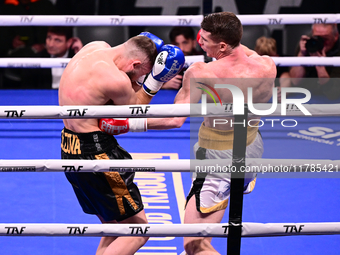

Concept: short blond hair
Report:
left=254, top=36, right=277, bottom=56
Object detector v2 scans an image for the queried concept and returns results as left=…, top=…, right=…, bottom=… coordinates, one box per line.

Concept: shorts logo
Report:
left=61, top=130, right=82, bottom=154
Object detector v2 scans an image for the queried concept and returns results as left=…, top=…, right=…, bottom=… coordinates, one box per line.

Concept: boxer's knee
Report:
left=184, top=237, right=203, bottom=255
left=184, top=238, right=219, bottom=255
left=133, top=236, right=149, bottom=247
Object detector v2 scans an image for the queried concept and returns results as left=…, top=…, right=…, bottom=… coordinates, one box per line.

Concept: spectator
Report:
left=0, top=0, right=58, bottom=57
left=0, top=0, right=59, bottom=88
left=21, top=26, right=83, bottom=89
left=289, top=23, right=340, bottom=100
left=162, top=26, right=203, bottom=89
left=254, top=36, right=278, bottom=56
left=169, top=26, right=202, bottom=56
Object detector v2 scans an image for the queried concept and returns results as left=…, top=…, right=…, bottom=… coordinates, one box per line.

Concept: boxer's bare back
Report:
left=183, top=44, right=277, bottom=130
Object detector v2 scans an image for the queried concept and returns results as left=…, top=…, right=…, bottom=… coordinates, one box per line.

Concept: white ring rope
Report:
left=2, top=56, right=340, bottom=68
left=0, top=159, right=339, bottom=173
left=271, top=57, right=340, bottom=67
left=0, top=103, right=339, bottom=119
left=0, top=222, right=339, bottom=237
left=0, top=14, right=340, bottom=26
left=0, top=56, right=205, bottom=68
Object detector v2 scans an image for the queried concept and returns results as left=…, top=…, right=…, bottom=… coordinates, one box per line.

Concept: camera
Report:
left=178, top=63, right=188, bottom=76
left=305, top=36, right=324, bottom=53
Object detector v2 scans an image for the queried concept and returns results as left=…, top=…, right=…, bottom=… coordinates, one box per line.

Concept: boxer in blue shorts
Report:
left=59, top=32, right=184, bottom=255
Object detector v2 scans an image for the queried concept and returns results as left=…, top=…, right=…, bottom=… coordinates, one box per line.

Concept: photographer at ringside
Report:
left=289, top=23, right=340, bottom=100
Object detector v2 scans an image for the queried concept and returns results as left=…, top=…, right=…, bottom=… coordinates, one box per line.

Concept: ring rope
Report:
left=0, top=159, right=339, bottom=173
left=2, top=56, right=340, bottom=68
left=0, top=104, right=339, bottom=119
left=1, top=222, right=339, bottom=237
left=1, top=56, right=205, bottom=69
left=0, top=14, right=340, bottom=26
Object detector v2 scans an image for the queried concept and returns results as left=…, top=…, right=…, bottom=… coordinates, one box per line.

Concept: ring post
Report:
left=227, top=104, right=248, bottom=255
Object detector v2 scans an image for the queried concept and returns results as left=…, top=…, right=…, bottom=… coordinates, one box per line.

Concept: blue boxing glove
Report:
left=139, top=32, right=164, bottom=53
left=142, top=44, right=185, bottom=96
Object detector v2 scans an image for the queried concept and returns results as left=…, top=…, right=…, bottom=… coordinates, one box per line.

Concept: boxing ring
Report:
left=1, top=13, right=340, bottom=255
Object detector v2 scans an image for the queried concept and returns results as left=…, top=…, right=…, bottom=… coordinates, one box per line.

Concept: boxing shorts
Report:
left=186, top=122, right=263, bottom=213
left=61, top=127, right=143, bottom=222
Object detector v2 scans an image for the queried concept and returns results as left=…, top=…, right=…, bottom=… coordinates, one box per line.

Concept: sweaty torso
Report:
left=191, top=50, right=276, bottom=130
left=59, top=42, right=127, bottom=133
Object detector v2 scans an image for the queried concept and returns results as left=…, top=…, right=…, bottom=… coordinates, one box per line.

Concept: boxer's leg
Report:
left=183, top=196, right=225, bottom=255
left=96, top=210, right=149, bottom=255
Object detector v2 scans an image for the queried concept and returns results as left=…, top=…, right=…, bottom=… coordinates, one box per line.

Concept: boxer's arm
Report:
left=135, top=88, right=154, bottom=104
left=146, top=63, right=204, bottom=130
left=99, top=45, right=185, bottom=135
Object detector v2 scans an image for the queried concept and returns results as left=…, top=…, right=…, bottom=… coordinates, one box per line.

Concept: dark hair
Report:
left=169, top=26, right=195, bottom=43
left=129, top=35, right=158, bottom=67
left=201, top=12, right=242, bottom=48
left=47, top=26, right=73, bottom=40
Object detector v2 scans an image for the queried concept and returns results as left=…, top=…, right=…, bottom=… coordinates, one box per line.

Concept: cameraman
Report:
left=289, top=23, right=340, bottom=100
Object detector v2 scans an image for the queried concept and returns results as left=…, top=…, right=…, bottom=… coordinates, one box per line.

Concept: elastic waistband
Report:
left=198, top=122, right=259, bottom=150
left=61, top=127, right=118, bottom=155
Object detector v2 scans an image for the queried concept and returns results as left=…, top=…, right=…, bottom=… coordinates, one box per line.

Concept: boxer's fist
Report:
left=139, top=32, right=164, bottom=53
left=143, top=44, right=185, bottom=96
left=99, top=118, right=147, bottom=135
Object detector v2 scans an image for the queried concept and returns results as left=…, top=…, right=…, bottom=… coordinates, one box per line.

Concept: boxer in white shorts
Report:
left=188, top=123, right=263, bottom=214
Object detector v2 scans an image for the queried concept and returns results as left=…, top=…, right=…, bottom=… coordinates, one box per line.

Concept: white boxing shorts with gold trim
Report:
left=186, top=122, right=263, bottom=213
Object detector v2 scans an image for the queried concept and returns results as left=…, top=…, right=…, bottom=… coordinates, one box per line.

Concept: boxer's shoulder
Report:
left=184, top=61, right=209, bottom=79
left=82, top=41, right=111, bottom=50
